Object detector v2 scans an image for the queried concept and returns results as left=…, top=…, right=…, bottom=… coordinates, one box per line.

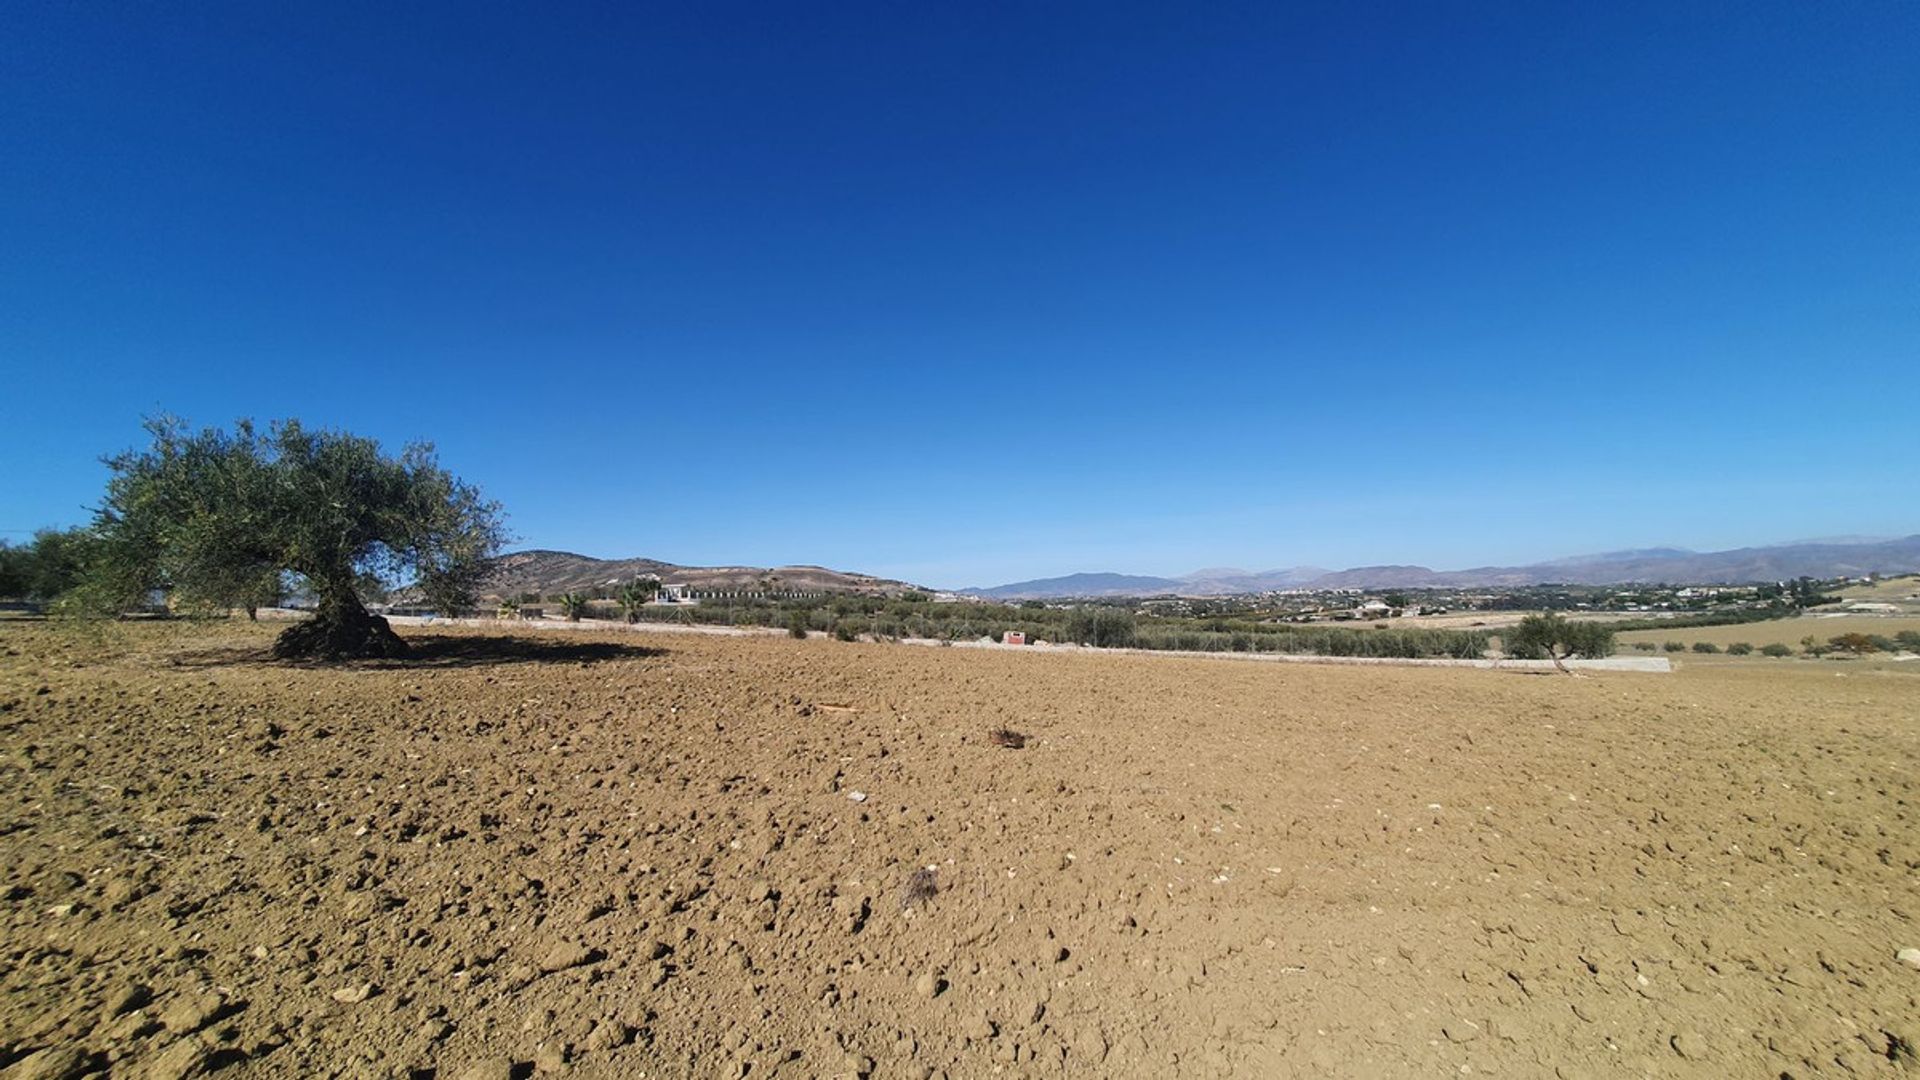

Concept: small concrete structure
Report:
left=1003, top=631, right=1026, bottom=646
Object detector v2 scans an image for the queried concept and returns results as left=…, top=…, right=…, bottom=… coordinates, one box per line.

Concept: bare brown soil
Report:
left=1615, top=615, right=1920, bottom=651
left=3, top=620, right=1917, bottom=1078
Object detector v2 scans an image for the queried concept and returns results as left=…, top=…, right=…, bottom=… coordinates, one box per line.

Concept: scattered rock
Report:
left=158, top=992, right=224, bottom=1035
left=962, top=1013, right=997, bottom=1041
left=539, top=942, right=600, bottom=973
left=913, top=971, right=944, bottom=999
left=532, top=1041, right=570, bottom=1073
left=456, top=1060, right=517, bottom=1080
left=104, top=982, right=152, bottom=1018
left=1898, top=947, right=1920, bottom=970
left=1670, top=1031, right=1709, bottom=1059
left=585, top=1020, right=633, bottom=1052
left=1070, top=1026, right=1109, bottom=1064
left=3, top=1046, right=92, bottom=1080
left=330, top=983, right=375, bottom=1004
left=144, top=1037, right=213, bottom=1080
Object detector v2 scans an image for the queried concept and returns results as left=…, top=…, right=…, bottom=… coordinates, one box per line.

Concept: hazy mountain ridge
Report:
left=963, top=536, right=1920, bottom=599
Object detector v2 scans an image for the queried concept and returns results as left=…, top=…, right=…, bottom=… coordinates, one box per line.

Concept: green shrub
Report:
left=1631, top=641, right=1656, bottom=652
left=1691, top=642, right=1720, bottom=653
left=1895, top=630, right=1920, bottom=650
left=787, top=611, right=808, bottom=639
left=833, top=620, right=859, bottom=642
left=1760, top=643, right=1792, bottom=657
left=1662, top=641, right=1686, bottom=653
left=1726, top=642, right=1753, bottom=655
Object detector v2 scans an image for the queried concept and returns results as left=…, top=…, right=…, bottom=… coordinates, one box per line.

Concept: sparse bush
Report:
left=1896, top=630, right=1920, bottom=650
left=1691, top=642, right=1720, bottom=654
left=1726, top=642, right=1753, bottom=655
left=787, top=611, right=808, bottom=639
left=833, top=620, right=859, bottom=642
left=1761, top=643, right=1792, bottom=657
left=1631, top=641, right=1656, bottom=652
left=1828, top=633, right=1879, bottom=654
left=1662, top=641, right=1686, bottom=653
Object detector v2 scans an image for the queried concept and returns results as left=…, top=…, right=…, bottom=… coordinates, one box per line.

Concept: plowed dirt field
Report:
left=3, top=620, right=1916, bottom=1078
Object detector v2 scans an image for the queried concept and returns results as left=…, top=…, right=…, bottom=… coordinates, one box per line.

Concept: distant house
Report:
left=1846, top=601, right=1899, bottom=614
left=1003, top=631, right=1026, bottom=646
left=1357, top=600, right=1392, bottom=616
left=655, top=583, right=693, bottom=603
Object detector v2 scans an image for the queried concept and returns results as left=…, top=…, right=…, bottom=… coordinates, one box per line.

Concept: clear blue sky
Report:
left=4, top=2, right=1916, bottom=588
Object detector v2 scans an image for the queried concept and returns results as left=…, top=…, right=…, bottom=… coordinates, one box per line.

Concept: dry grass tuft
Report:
left=900, top=866, right=939, bottom=910
left=988, top=727, right=1028, bottom=749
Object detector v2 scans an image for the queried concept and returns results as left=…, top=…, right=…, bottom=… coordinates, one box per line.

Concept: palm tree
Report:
left=558, top=592, right=589, bottom=621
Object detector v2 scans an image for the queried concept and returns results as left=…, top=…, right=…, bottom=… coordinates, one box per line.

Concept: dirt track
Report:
left=2, top=620, right=1917, bottom=1078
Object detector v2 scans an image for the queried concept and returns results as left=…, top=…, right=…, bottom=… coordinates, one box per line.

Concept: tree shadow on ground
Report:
left=392, top=634, right=666, bottom=667
left=168, top=634, right=665, bottom=669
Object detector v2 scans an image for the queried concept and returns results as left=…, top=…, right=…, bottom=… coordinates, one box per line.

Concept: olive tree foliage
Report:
left=1064, top=607, right=1138, bottom=649
left=84, top=417, right=506, bottom=659
left=0, top=528, right=97, bottom=603
left=1504, top=613, right=1616, bottom=672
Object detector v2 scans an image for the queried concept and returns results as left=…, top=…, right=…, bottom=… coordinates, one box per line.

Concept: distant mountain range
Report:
left=962, top=535, right=1920, bottom=599
left=480, top=550, right=918, bottom=599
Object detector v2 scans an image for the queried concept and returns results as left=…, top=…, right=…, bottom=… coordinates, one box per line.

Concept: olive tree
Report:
left=1504, top=613, right=1615, bottom=673
left=86, top=417, right=505, bottom=659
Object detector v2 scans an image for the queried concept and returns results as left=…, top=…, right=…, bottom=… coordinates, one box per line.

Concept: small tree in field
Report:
left=82, top=417, right=504, bottom=659
left=1505, top=613, right=1615, bottom=673
left=559, top=592, right=590, bottom=621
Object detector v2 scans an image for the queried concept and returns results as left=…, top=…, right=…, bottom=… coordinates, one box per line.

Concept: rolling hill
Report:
left=479, top=550, right=922, bottom=599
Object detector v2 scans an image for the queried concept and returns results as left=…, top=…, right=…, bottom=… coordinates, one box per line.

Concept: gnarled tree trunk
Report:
left=272, top=587, right=407, bottom=660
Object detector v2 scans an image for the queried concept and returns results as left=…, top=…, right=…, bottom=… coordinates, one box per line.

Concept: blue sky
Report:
left=4, top=1, right=1916, bottom=588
